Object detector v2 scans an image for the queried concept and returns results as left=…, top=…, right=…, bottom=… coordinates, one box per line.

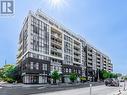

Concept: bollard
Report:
left=90, top=84, right=92, bottom=95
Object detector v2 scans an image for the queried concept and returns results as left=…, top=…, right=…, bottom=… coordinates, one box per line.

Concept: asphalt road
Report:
left=32, top=85, right=120, bottom=95
left=0, top=82, right=103, bottom=95
left=32, top=82, right=127, bottom=95
left=0, top=82, right=126, bottom=95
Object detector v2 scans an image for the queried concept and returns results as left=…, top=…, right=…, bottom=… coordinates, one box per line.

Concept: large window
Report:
left=64, top=55, right=73, bottom=65
left=36, top=63, right=39, bottom=70
left=64, top=41, right=73, bottom=55
left=64, top=35, right=72, bottom=43
left=42, top=64, right=47, bottom=71
left=64, top=35, right=73, bottom=64
left=31, top=16, right=49, bottom=54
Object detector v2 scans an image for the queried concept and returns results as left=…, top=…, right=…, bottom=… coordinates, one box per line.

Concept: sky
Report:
left=0, top=0, right=127, bottom=74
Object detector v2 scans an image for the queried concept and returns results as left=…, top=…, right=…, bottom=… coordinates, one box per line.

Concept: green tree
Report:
left=109, top=72, right=114, bottom=78
left=2, top=64, right=18, bottom=83
left=100, top=69, right=110, bottom=80
left=125, top=77, right=127, bottom=80
left=110, top=73, right=118, bottom=78
left=99, top=69, right=119, bottom=80
left=113, top=73, right=118, bottom=78
left=69, top=73, right=77, bottom=83
left=102, top=70, right=108, bottom=79
left=0, top=68, right=3, bottom=81
left=51, top=70, right=60, bottom=84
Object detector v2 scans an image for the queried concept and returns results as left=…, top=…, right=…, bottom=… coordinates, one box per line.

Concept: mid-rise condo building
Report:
left=17, top=10, right=113, bottom=84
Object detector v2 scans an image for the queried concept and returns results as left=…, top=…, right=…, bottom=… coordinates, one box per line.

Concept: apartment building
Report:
left=17, top=10, right=113, bottom=84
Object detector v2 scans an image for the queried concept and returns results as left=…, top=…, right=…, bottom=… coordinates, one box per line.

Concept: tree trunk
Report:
left=53, top=79, right=56, bottom=85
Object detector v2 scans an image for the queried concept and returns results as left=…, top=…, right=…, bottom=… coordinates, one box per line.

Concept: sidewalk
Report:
left=122, top=89, right=127, bottom=95
left=107, top=82, right=127, bottom=95
left=109, top=89, right=127, bottom=95
left=0, top=83, right=47, bottom=88
left=0, top=82, right=104, bottom=88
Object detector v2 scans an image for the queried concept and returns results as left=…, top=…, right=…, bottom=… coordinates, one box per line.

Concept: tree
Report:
left=100, top=69, right=110, bottom=80
left=69, top=73, right=77, bottom=83
left=125, top=77, right=127, bottom=80
left=109, top=72, right=113, bottom=78
left=0, top=68, right=4, bottom=81
left=113, top=73, right=118, bottom=78
left=51, top=70, right=60, bottom=84
left=109, top=73, right=118, bottom=79
left=101, top=70, right=108, bottom=79
left=1, top=64, right=19, bottom=83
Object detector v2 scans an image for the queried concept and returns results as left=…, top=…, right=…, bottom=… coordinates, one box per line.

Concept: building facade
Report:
left=17, top=10, right=113, bottom=84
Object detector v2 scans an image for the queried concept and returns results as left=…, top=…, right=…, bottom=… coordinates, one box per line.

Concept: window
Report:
left=69, top=69, right=71, bottom=73
left=78, top=70, right=81, bottom=74
left=30, top=62, right=33, bottom=69
left=43, top=64, right=47, bottom=70
left=51, top=65, right=53, bottom=71
left=66, top=68, right=68, bottom=73
left=31, top=17, right=49, bottom=54
left=36, top=63, right=39, bottom=70
left=64, top=55, right=73, bottom=65
left=42, top=77, right=47, bottom=83
left=59, top=67, right=61, bottom=72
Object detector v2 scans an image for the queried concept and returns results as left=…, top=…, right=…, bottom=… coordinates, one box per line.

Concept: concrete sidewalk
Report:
left=31, top=82, right=127, bottom=95
left=109, top=89, right=127, bottom=95
left=0, top=83, right=47, bottom=88
left=31, top=85, right=120, bottom=95
left=108, top=82, right=127, bottom=95
left=0, top=82, right=104, bottom=88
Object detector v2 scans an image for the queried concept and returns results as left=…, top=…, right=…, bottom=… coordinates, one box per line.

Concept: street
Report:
left=0, top=82, right=126, bottom=95
left=0, top=82, right=103, bottom=95
left=32, top=82, right=127, bottom=95
left=32, top=85, right=120, bottom=95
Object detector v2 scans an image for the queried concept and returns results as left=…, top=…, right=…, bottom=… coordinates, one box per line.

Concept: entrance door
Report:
left=32, top=76, right=39, bottom=84
left=42, top=77, right=47, bottom=83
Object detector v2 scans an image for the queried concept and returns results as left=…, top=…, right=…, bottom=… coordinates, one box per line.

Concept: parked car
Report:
left=104, top=78, right=119, bottom=86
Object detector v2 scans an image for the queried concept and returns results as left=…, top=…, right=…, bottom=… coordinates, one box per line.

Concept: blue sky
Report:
left=0, top=0, right=127, bottom=74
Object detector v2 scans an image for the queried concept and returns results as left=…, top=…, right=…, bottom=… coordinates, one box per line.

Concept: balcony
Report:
left=51, top=40, right=62, bottom=47
left=51, top=51, right=62, bottom=58
left=74, top=45, right=80, bottom=50
left=51, top=34, right=62, bottom=42
left=74, top=58, right=81, bottom=63
left=74, top=55, right=80, bottom=59
left=87, top=63, right=93, bottom=67
left=51, top=48, right=62, bottom=53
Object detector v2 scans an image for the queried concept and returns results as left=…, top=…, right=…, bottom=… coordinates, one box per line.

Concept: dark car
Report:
left=104, top=78, right=119, bottom=86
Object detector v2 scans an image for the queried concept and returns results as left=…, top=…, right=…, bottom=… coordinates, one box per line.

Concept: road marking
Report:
left=0, top=87, right=2, bottom=89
